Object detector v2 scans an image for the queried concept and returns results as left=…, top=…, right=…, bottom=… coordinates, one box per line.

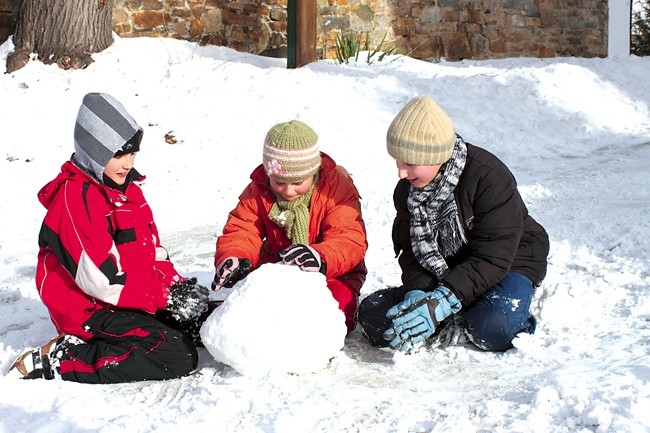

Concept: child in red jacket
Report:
left=212, top=120, right=368, bottom=333
left=9, top=93, right=209, bottom=383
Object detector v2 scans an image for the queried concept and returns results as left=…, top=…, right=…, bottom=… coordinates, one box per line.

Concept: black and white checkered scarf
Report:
left=407, top=136, right=468, bottom=279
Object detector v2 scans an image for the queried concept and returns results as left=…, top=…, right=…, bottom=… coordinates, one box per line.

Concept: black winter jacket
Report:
left=392, top=142, right=549, bottom=306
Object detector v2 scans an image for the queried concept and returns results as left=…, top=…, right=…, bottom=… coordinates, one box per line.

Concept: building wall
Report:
left=0, top=0, right=609, bottom=61
left=0, top=0, right=15, bottom=45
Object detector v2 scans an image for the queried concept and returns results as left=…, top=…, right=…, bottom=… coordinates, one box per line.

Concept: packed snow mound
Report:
left=200, top=263, right=347, bottom=377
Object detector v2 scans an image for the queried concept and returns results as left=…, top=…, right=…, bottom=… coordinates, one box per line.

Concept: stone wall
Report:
left=320, top=0, right=608, bottom=59
left=0, top=0, right=15, bottom=45
left=112, top=1, right=289, bottom=57
left=113, top=0, right=609, bottom=60
left=0, top=0, right=609, bottom=61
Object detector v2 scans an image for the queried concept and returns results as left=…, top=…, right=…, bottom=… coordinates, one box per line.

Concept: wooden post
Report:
left=287, top=0, right=317, bottom=68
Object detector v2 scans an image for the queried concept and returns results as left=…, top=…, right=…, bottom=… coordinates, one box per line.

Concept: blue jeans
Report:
left=462, top=272, right=536, bottom=351
left=357, top=272, right=536, bottom=352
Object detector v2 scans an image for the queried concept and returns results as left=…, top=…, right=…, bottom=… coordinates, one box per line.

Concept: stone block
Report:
left=489, top=37, right=507, bottom=53
left=469, top=33, right=489, bottom=56
left=538, top=45, right=556, bottom=58
left=421, top=6, right=442, bottom=23
left=112, top=23, right=132, bottom=35
left=510, top=13, right=526, bottom=27
left=442, top=32, right=471, bottom=59
left=172, top=8, right=192, bottom=19
left=133, top=11, right=172, bottom=30
left=243, top=4, right=269, bottom=16
left=190, top=19, right=203, bottom=37
left=203, top=10, right=223, bottom=33
left=142, top=0, right=163, bottom=10
left=222, top=10, right=259, bottom=27
left=441, top=9, right=460, bottom=22
left=0, top=27, right=11, bottom=44
left=269, top=21, right=285, bottom=32
left=269, top=7, right=286, bottom=21
left=113, top=9, right=130, bottom=23
left=171, top=22, right=186, bottom=35
left=410, top=35, right=444, bottom=59
left=122, top=0, right=143, bottom=10
left=320, top=15, right=349, bottom=31
left=485, top=11, right=506, bottom=27
left=355, top=4, right=374, bottom=21
left=270, top=31, right=284, bottom=46
left=439, top=0, right=460, bottom=7
left=467, top=9, right=482, bottom=24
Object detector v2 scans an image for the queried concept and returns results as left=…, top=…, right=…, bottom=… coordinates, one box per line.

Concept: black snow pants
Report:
left=57, top=308, right=199, bottom=383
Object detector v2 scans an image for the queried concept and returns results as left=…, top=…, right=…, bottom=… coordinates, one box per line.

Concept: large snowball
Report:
left=200, top=263, right=347, bottom=377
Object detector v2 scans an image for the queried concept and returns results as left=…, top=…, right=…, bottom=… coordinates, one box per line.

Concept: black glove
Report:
left=277, top=244, right=326, bottom=274
left=212, top=257, right=252, bottom=290
left=166, top=277, right=209, bottom=322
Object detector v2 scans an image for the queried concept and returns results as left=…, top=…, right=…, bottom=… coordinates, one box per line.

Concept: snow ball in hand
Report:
left=200, top=263, right=347, bottom=377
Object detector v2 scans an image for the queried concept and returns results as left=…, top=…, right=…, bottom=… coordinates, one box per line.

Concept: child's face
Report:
left=104, top=153, right=136, bottom=185
left=269, top=175, right=314, bottom=201
left=396, top=159, right=442, bottom=188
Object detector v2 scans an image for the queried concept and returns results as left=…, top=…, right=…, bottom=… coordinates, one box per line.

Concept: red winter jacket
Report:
left=36, top=161, right=180, bottom=339
left=215, top=152, right=368, bottom=292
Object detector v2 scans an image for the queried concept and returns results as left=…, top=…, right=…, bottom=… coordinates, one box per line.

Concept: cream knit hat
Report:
left=386, top=96, right=456, bottom=165
left=263, top=120, right=321, bottom=182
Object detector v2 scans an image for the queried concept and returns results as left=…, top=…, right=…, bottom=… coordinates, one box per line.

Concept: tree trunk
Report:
left=6, top=0, right=113, bottom=73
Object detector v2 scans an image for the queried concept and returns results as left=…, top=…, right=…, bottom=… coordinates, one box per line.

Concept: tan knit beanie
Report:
left=386, top=96, right=456, bottom=165
left=263, top=120, right=321, bottom=182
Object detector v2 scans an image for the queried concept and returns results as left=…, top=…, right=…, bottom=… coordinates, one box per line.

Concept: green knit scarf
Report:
left=268, top=176, right=318, bottom=245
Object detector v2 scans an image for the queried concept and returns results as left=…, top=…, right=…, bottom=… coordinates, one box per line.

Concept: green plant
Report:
left=367, top=32, right=398, bottom=64
left=334, top=31, right=398, bottom=65
left=334, top=32, right=361, bottom=64
left=632, top=0, right=650, bottom=56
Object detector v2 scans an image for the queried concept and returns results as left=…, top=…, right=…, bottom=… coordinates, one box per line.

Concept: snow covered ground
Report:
left=0, top=34, right=649, bottom=432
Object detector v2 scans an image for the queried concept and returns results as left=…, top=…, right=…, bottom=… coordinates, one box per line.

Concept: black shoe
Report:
left=8, top=334, right=84, bottom=380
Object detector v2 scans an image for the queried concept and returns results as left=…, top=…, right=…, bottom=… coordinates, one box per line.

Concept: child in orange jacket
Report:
left=213, top=120, right=367, bottom=332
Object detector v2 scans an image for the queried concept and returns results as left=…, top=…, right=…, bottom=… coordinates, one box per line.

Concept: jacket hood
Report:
left=73, top=92, right=143, bottom=182
left=38, top=161, right=144, bottom=210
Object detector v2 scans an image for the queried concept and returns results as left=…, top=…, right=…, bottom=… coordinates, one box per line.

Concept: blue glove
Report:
left=383, top=286, right=462, bottom=352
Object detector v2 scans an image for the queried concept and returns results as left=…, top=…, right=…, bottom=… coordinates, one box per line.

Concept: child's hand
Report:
left=166, top=277, right=209, bottom=322
left=383, top=286, right=462, bottom=353
left=212, top=257, right=252, bottom=290
left=278, top=244, right=326, bottom=274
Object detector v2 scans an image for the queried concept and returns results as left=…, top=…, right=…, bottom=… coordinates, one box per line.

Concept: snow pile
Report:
left=200, top=263, right=347, bottom=377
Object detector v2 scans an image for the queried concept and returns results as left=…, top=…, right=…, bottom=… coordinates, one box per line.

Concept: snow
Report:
left=0, top=33, right=649, bottom=432
left=200, top=263, right=347, bottom=377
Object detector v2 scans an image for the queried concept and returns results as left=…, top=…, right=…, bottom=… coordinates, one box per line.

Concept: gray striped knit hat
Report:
left=386, top=96, right=456, bottom=165
left=73, top=92, right=143, bottom=181
left=263, top=120, right=321, bottom=182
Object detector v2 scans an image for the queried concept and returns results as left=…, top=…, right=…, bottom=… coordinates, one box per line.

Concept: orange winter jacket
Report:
left=215, top=152, right=368, bottom=292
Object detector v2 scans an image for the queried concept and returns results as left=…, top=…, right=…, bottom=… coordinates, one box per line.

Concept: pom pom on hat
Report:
left=263, top=120, right=321, bottom=182
left=386, top=96, right=456, bottom=165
